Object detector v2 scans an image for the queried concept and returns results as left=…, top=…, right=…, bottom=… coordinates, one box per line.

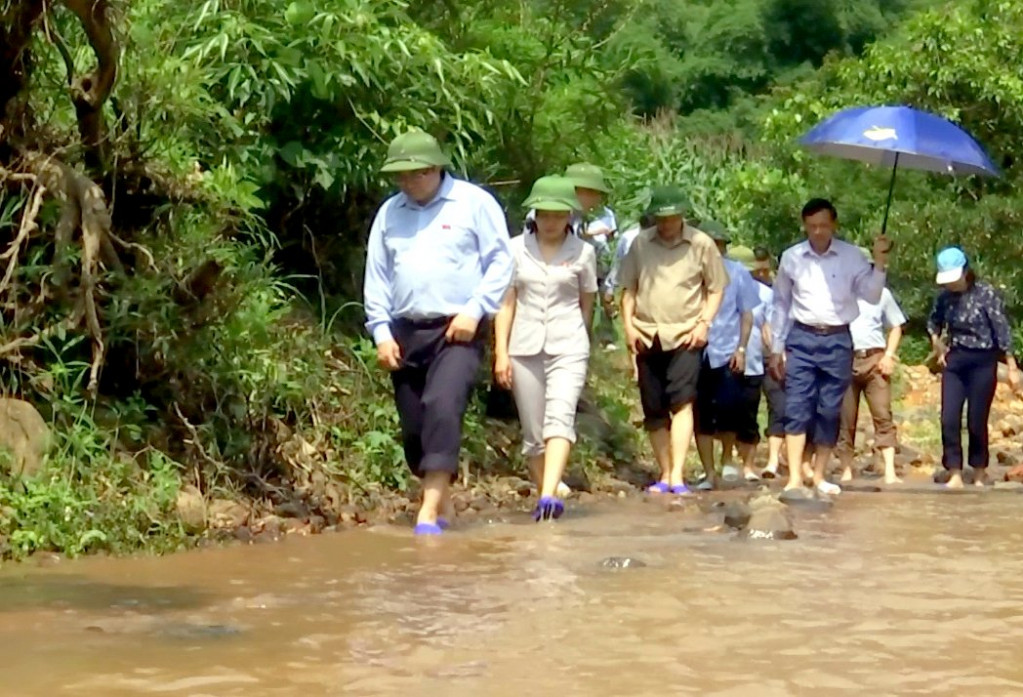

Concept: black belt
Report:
left=793, top=321, right=849, bottom=336
left=393, top=316, right=452, bottom=329
left=854, top=348, right=884, bottom=359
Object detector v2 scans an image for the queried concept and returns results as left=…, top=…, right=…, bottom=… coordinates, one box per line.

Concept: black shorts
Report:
left=736, top=374, right=764, bottom=444
left=635, top=337, right=702, bottom=431
left=694, top=360, right=744, bottom=436
left=762, top=372, right=786, bottom=438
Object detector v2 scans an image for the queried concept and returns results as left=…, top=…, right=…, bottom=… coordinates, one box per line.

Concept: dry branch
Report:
left=0, top=180, right=46, bottom=295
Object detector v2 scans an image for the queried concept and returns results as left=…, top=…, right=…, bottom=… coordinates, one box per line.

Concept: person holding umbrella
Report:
left=928, top=247, right=1019, bottom=489
left=769, top=199, right=891, bottom=496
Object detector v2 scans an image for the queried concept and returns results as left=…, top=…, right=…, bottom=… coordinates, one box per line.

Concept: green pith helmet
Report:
left=564, top=162, right=610, bottom=193
left=523, top=175, right=581, bottom=212
left=728, top=244, right=757, bottom=270
left=645, top=185, right=690, bottom=218
left=380, top=130, right=451, bottom=172
left=700, top=219, right=730, bottom=243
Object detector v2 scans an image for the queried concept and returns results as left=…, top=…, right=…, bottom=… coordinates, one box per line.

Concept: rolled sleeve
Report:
left=770, top=255, right=794, bottom=354
left=881, top=289, right=907, bottom=329
left=363, top=207, right=394, bottom=345
left=853, top=259, right=886, bottom=305
left=701, top=244, right=729, bottom=294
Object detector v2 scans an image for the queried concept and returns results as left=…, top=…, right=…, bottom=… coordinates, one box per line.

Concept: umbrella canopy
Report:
left=799, top=105, right=1000, bottom=234
left=799, top=105, right=999, bottom=176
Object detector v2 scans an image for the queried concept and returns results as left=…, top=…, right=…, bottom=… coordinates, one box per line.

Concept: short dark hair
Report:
left=964, top=267, right=977, bottom=286
left=801, top=198, right=837, bottom=221
left=753, top=246, right=770, bottom=261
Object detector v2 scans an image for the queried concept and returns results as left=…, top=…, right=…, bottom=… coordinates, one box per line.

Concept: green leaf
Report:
left=285, top=2, right=315, bottom=26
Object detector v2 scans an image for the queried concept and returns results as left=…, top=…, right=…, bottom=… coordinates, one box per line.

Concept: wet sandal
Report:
left=647, top=481, right=671, bottom=494
left=533, top=496, right=564, bottom=522
left=413, top=522, right=444, bottom=536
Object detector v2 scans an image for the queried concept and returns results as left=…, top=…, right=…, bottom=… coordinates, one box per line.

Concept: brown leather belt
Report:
left=793, top=321, right=850, bottom=336
left=854, top=348, right=885, bottom=359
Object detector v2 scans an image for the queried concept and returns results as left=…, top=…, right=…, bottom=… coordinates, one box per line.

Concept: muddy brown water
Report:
left=2, top=488, right=1023, bottom=697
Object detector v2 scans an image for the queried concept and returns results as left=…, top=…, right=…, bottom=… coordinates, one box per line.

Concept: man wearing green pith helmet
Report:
left=564, top=163, right=618, bottom=349
left=363, top=129, right=513, bottom=536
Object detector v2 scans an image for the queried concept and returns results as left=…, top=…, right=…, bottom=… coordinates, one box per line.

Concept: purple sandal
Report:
left=413, top=522, right=444, bottom=536
left=532, top=496, right=564, bottom=522
left=647, top=481, right=671, bottom=494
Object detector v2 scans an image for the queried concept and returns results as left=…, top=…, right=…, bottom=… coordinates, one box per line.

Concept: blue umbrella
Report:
left=799, top=105, right=1000, bottom=235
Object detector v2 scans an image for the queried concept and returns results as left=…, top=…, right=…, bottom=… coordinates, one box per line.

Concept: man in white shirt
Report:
left=836, top=249, right=907, bottom=485
left=769, top=198, right=891, bottom=495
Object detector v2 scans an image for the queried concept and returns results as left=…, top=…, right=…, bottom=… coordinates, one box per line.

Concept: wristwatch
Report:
left=737, top=347, right=746, bottom=354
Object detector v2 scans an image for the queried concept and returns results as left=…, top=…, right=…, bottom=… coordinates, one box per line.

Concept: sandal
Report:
left=413, top=522, right=444, bottom=536
left=533, top=496, right=564, bottom=522
left=670, top=484, right=693, bottom=496
left=647, top=481, right=671, bottom=494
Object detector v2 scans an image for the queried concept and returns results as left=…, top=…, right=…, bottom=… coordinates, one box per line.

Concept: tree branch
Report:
left=60, top=0, right=119, bottom=170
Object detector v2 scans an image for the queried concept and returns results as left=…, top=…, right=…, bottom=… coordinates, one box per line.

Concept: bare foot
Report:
left=840, top=467, right=854, bottom=483
left=801, top=464, right=814, bottom=481
left=946, top=472, right=964, bottom=489
left=884, top=475, right=903, bottom=485
left=973, top=469, right=989, bottom=488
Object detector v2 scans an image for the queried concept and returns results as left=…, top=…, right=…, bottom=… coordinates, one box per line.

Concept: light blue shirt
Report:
left=745, top=281, right=774, bottom=376
left=363, top=175, right=514, bottom=345
left=604, top=224, right=642, bottom=295
left=849, top=288, right=907, bottom=351
left=706, top=259, right=761, bottom=369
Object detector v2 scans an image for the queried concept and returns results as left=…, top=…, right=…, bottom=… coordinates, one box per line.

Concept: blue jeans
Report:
left=783, top=324, right=853, bottom=448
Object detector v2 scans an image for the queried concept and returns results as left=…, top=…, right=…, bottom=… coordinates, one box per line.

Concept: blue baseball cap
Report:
left=935, top=247, right=968, bottom=285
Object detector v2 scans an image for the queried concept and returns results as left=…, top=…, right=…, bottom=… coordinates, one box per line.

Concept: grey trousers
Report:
left=510, top=351, right=589, bottom=456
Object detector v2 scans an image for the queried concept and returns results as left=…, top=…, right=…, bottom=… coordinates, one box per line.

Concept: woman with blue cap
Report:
left=928, top=247, right=1019, bottom=488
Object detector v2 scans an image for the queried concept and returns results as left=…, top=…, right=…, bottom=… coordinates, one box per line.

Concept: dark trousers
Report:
left=737, top=374, right=764, bottom=444
left=941, top=349, right=998, bottom=470
left=762, top=372, right=786, bottom=438
left=695, top=360, right=744, bottom=436
left=389, top=317, right=484, bottom=478
left=635, top=337, right=702, bottom=431
left=783, top=324, right=853, bottom=448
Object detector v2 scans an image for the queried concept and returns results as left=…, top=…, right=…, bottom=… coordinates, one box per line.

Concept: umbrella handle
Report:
left=881, top=152, right=899, bottom=236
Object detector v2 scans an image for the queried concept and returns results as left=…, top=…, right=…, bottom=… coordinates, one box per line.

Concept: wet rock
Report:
left=207, top=499, right=249, bottom=529
left=281, top=518, right=309, bottom=535
left=722, top=500, right=752, bottom=529
left=933, top=468, right=952, bottom=484
left=307, top=515, right=327, bottom=534
left=562, top=465, right=592, bottom=493
left=744, top=491, right=796, bottom=540
left=599, top=557, right=647, bottom=569
left=963, top=468, right=976, bottom=485
left=275, top=500, right=310, bottom=519
left=233, top=526, right=254, bottom=543
left=470, top=496, right=491, bottom=512
left=175, top=485, right=206, bottom=533
left=0, top=398, right=50, bottom=477
left=778, top=488, right=834, bottom=511
left=996, top=450, right=1020, bottom=468
left=577, top=491, right=597, bottom=505
left=1005, top=464, right=1023, bottom=484
left=338, top=504, right=364, bottom=525
left=160, top=623, right=242, bottom=640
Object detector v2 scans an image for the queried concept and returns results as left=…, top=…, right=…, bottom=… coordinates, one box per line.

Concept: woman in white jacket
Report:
left=494, top=176, right=598, bottom=521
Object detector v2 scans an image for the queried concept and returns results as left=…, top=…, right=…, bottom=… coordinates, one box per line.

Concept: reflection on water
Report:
left=3, top=491, right=1023, bottom=696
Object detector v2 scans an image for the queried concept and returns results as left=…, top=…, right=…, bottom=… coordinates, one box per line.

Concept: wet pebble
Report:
left=599, top=557, right=647, bottom=569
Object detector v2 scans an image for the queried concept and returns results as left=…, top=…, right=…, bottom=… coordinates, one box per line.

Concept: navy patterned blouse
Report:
left=927, top=281, right=1012, bottom=353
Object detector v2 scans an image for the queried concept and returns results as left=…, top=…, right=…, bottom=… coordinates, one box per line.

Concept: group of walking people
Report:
left=363, top=129, right=1018, bottom=534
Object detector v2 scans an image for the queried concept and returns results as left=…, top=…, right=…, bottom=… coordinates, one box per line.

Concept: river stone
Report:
left=599, top=557, right=647, bottom=569
left=0, top=398, right=50, bottom=477
left=778, top=487, right=834, bottom=511
left=722, top=500, right=752, bottom=529
left=175, top=485, right=206, bottom=533
left=743, top=490, right=796, bottom=540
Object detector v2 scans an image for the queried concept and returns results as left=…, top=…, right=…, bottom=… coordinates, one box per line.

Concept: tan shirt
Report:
left=619, top=224, right=728, bottom=349
left=507, top=233, right=598, bottom=357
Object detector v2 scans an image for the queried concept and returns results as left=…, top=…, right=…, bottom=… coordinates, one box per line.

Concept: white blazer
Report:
left=507, top=233, right=598, bottom=357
